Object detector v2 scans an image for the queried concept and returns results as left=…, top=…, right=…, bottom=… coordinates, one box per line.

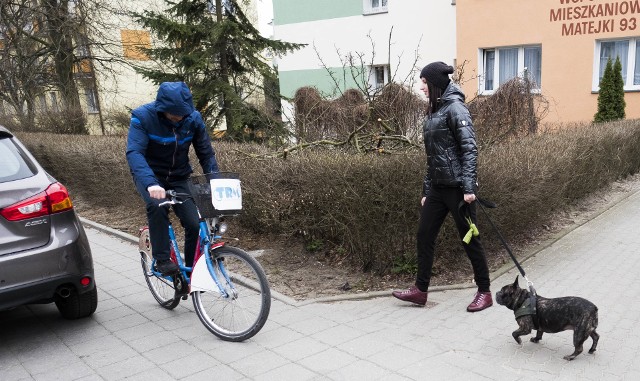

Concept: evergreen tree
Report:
left=612, top=56, right=626, bottom=120
left=132, top=0, right=302, bottom=139
left=594, top=56, right=626, bottom=123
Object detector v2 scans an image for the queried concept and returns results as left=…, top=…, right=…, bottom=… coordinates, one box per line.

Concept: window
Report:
left=0, top=138, right=36, bottom=183
left=37, top=95, right=47, bottom=112
left=369, top=65, right=390, bottom=89
left=480, top=45, right=542, bottom=94
left=363, top=0, right=388, bottom=15
left=207, top=0, right=234, bottom=15
left=85, top=88, right=98, bottom=114
left=49, top=92, right=58, bottom=112
left=120, top=30, right=151, bottom=61
left=594, top=38, right=640, bottom=91
left=76, top=35, right=90, bottom=59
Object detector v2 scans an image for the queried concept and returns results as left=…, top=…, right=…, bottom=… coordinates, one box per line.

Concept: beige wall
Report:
left=457, top=0, right=640, bottom=125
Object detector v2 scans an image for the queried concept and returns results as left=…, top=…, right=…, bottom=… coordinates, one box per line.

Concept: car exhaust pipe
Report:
left=56, top=286, right=72, bottom=298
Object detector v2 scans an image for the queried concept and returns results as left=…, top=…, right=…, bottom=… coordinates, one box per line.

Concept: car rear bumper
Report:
left=0, top=212, right=95, bottom=310
left=0, top=273, right=95, bottom=310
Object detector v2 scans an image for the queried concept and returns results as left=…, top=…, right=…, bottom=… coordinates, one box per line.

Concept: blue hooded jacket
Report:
left=126, top=82, right=219, bottom=190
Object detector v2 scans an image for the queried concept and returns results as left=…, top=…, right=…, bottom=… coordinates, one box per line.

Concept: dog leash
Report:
left=460, top=197, right=538, bottom=299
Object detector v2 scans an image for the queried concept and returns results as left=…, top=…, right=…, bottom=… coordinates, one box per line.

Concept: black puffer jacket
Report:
left=422, top=83, right=478, bottom=196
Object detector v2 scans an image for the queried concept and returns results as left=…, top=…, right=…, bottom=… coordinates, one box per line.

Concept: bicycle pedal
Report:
left=173, top=275, right=189, bottom=296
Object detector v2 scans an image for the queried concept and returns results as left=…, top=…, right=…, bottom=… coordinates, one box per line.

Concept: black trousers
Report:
left=135, top=179, right=200, bottom=268
left=416, top=186, right=490, bottom=292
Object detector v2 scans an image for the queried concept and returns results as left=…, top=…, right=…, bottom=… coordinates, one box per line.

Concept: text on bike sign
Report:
left=209, top=178, right=242, bottom=210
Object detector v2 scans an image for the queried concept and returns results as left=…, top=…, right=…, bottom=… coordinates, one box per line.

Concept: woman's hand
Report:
left=464, top=193, right=476, bottom=204
left=421, top=197, right=427, bottom=206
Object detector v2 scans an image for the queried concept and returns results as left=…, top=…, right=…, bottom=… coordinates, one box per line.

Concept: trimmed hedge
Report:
left=16, top=118, right=640, bottom=274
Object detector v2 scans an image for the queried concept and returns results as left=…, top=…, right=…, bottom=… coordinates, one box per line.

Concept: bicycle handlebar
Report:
left=158, top=190, right=192, bottom=207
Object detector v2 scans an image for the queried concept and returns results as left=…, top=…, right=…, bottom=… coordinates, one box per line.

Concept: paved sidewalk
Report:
left=3, top=187, right=640, bottom=380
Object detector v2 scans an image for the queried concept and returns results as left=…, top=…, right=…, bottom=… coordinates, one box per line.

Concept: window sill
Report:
left=479, top=89, right=541, bottom=96
left=592, top=89, right=640, bottom=93
left=363, top=9, right=388, bottom=16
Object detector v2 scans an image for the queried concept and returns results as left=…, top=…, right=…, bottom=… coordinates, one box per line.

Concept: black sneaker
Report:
left=155, top=259, right=179, bottom=275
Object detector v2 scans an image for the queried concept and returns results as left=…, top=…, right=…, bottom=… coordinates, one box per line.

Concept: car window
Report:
left=0, top=138, right=37, bottom=183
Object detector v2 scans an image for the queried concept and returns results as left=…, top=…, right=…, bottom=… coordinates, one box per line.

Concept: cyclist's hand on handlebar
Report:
left=147, top=185, right=166, bottom=200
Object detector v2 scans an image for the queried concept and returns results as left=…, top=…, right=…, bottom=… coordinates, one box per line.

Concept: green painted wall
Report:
left=279, top=67, right=365, bottom=99
left=273, top=0, right=362, bottom=25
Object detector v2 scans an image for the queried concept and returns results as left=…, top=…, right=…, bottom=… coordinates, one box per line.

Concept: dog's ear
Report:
left=513, top=276, right=519, bottom=287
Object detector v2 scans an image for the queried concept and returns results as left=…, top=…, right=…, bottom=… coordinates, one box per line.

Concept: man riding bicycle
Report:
left=126, top=81, right=219, bottom=275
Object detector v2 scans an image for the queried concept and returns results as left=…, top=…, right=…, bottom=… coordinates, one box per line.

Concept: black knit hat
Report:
left=420, top=61, right=454, bottom=90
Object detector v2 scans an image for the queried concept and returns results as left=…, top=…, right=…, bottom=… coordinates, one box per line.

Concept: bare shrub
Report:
left=0, top=115, right=21, bottom=131
left=35, top=108, right=88, bottom=134
left=291, top=84, right=425, bottom=153
left=373, top=83, right=427, bottom=141
left=293, top=87, right=346, bottom=141
left=468, top=76, right=549, bottom=147
left=103, top=108, right=132, bottom=135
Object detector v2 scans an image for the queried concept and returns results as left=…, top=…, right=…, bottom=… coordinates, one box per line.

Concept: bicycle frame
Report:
left=191, top=218, right=231, bottom=298
left=148, top=216, right=233, bottom=298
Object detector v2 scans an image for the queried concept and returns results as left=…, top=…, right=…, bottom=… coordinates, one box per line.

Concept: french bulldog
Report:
left=495, top=276, right=599, bottom=361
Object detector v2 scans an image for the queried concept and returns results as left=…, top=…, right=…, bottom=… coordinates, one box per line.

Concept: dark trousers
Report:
left=416, top=186, right=490, bottom=292
left=135, top=179, right=200, bottom=267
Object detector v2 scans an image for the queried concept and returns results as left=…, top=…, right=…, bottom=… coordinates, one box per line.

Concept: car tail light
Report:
left=0, top=182, right=74, bottom=221
left=46, top=182, right=73, bottom=213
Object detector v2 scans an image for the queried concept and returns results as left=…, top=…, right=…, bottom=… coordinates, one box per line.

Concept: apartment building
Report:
left=0, top=0, right=261, bottom=135
left=457, top=0, right=640, bottom=124
left=272, top=0, right=457, bottom=118
left=273, top=0, right=639, bottom=125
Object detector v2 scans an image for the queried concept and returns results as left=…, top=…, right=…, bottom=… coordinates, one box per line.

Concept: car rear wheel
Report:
left=55, top=285, right=98, bottom=319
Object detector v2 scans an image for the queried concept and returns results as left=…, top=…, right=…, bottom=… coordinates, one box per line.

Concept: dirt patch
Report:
left=78, top=174, right=640, bottom=301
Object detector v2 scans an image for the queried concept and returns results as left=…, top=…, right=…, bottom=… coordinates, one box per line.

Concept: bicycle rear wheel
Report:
left=192, top=246, right=271, bottom=342
left=139, top=229, right=180, bottom=310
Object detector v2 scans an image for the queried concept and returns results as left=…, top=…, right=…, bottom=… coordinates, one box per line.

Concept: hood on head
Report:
left=440, top=82, right=465, bottom=103
left=155, top=82, right=195, bottom=116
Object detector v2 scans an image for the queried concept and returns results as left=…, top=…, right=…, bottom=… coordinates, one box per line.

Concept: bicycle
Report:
left=138, top=173, right=271, bottom=342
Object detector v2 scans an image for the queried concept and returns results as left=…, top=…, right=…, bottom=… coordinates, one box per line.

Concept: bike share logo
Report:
left=210, top=179, right=242, bottom=210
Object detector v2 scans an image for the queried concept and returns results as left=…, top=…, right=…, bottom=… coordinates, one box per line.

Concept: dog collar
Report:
left=514, top=297, right=536, bottom=319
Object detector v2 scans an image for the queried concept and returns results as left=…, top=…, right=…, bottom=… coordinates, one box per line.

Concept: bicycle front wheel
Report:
left=139, top=228, right=180, bottom=310
left=192, top=246, right=271, bottom=342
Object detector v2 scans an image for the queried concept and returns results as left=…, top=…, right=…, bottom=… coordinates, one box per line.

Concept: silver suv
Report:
left=0, top=126, right=97, bottom=319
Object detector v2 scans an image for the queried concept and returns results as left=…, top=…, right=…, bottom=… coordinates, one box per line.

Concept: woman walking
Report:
left=392, top=61, right=492, bottom=312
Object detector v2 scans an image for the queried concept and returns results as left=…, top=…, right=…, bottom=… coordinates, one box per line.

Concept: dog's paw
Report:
left=563, top=355, right=576, bottom=361
left=530, top=337, right=541, bottom=343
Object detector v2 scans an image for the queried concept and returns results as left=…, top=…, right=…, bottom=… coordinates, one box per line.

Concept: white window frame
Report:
left=363, top=0, right=388, bottom=15
left=593, top=38, right=640, bottom=92
left=478, top=45, right=542, bottom=95
left=85, top=88, right=99, bottom=114
left=37, top=94, right=47, bottom=112
left=369, top=64, right=390, bottom=90
left=49, top=92, right=59, bottom=112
